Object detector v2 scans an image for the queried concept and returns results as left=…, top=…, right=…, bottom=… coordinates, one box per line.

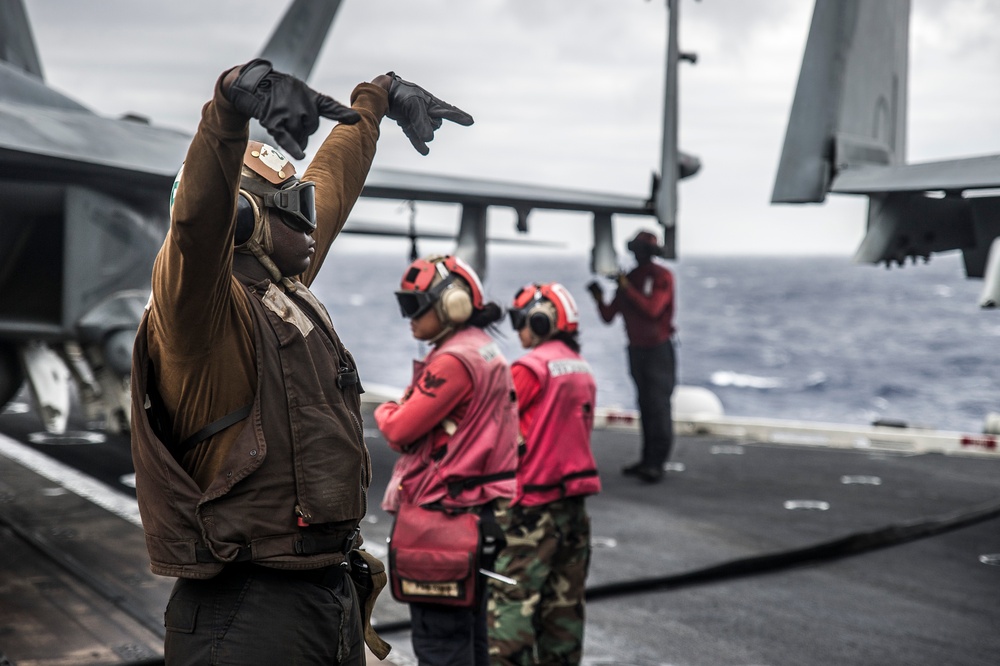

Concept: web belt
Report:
left=522, top=469, right=599, bottom=498
left=446, top=470, right=516, bottom=499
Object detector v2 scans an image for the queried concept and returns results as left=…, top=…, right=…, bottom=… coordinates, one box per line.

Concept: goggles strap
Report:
left=246, top=239, right=287, bottom=286
left=238, top=202, right=296, bottom=290
left=258, top=206, right=275, bottom=254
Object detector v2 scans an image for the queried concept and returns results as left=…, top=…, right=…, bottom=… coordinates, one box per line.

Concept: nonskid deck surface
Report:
left=1, top=401, right=998, bottom=665
left=0, top=431, right=169, bottom=666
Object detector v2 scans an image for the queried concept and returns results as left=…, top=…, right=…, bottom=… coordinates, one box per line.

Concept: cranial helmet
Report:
left=230, top=141, right=320, bottom=286
left=236, top=141, right=318, bottom=249
left=509, top=282, right=580, bottom=340
left=170, top=141, right=316, bottom=284
left=395, top=255, right=485, bottom=325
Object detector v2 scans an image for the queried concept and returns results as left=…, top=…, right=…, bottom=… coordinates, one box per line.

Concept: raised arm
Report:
left=148, top=70, right=249, bottom=357
left=375, top=354, right=472, bottom=452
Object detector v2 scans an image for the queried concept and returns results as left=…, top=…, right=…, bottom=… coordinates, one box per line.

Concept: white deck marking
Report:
left=0, top=432, right=143, bottom=527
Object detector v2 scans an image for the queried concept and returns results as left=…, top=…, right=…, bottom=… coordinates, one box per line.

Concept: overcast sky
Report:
left=23, top=0, right=1000, bottom=257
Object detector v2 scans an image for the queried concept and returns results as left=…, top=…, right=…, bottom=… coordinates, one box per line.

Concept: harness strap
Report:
left=178, top=403, right=253, bottom=453
left=446, top=470, right=516, bottom=499
left=522, top=469, right=599, bottom=497
left=144, top=362, right=251, bottom=455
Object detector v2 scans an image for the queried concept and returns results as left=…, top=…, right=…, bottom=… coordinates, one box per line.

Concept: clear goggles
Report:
left=238, top=179, right=317, bottom=234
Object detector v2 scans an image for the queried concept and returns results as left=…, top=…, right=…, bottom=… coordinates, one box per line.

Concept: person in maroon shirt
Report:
left=587, top=230, right=676, bottom=483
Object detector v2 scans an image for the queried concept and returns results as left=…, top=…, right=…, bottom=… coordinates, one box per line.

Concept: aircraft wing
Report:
left=830, top=155, right=1000, bottom=195
left=363, top=166, right=652, bottom=216
left=0, top=101, right=188, bottom=188
left=358, top=167, right=656, bottom=278
left=0, top=99, right=653, bottom=218
left=344, top=219, right=565, bottom=248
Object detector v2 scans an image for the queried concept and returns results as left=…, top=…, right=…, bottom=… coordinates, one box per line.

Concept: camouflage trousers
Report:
left=487, top=496, right=591, bottom=666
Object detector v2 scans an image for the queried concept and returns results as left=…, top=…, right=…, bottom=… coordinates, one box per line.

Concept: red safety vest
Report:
left=513, top=340, right=601, bottom=506
left=382, top=327, right=518, bottom=512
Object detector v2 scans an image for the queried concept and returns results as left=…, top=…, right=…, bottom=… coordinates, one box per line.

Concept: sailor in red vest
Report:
left=376, top=255, right=518, bottom=666
left=488, top=282, right=602, bottom=666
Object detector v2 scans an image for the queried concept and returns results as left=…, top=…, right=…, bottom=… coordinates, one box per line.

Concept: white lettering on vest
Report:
left=547, top=359, right=593, bottom=377
left=479, top=342, right=501, bottom=363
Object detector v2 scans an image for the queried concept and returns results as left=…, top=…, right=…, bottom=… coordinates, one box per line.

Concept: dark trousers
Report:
left=628, top=339, right=676, bottom=466
left=163, top=564, right=364, bottom=666
left=410, top=591, right=489, bottom=666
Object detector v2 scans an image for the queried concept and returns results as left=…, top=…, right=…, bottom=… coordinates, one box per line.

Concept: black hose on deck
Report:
left=373, top=497, right=1000, bottom=635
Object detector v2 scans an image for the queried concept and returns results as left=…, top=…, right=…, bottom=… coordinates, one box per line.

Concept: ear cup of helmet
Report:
left=233, top=189, right=275, bottom=255
left=234, top=193, right=259, bottom=246
left=438, top=283, right=473, bottom=324
left=528, top=310, right=553, bottom=337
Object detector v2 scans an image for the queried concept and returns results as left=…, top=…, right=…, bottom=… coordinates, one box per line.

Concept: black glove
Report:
left=386, top=72, right=474, bottom=155
left=586, top=281, right=603, bottom=300
left=225, top=59, right=361, bottom=160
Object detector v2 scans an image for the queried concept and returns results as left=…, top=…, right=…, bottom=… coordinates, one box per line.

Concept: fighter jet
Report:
left=0, top=0, right=699, bottom=433
left=0, top=0, right=352, bottom=434
left=771, top=0, right=1000, bottom=307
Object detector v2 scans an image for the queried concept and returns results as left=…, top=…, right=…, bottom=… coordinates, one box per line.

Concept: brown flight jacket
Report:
left=130, top=72, right=388, bottom=578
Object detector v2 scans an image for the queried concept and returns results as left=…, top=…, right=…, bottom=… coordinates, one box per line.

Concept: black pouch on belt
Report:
left=349, top=549, right=391, bottom=660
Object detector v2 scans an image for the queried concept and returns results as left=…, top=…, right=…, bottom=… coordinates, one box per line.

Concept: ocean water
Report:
left=312, top=247, right=1000, bottom=434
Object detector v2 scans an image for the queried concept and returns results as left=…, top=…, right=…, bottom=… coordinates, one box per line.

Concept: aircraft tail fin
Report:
left=247, top=0, right=344, bottom=145
left=0, top=0, right=44, bottom=79
left=771, top=0, right=910, bottom=204
left=649, top=1, right=701, bottom=260
left=655, top=0, right=682, bottom=259
left=257, top=0, right=344, bottom=81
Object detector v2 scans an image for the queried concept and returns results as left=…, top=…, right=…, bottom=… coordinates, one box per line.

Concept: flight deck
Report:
left=1, top=396, right=998, bottom=666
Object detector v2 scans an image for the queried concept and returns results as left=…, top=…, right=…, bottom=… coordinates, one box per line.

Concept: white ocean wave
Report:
left=710, top=370, right=784, bottom=389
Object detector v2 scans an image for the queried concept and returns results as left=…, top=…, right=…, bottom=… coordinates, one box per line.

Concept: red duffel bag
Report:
left=389, top=503, right=481, bottom=608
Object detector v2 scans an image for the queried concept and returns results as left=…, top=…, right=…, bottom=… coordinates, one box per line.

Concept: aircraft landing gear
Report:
left=0, top=343, right=24, bottom=413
